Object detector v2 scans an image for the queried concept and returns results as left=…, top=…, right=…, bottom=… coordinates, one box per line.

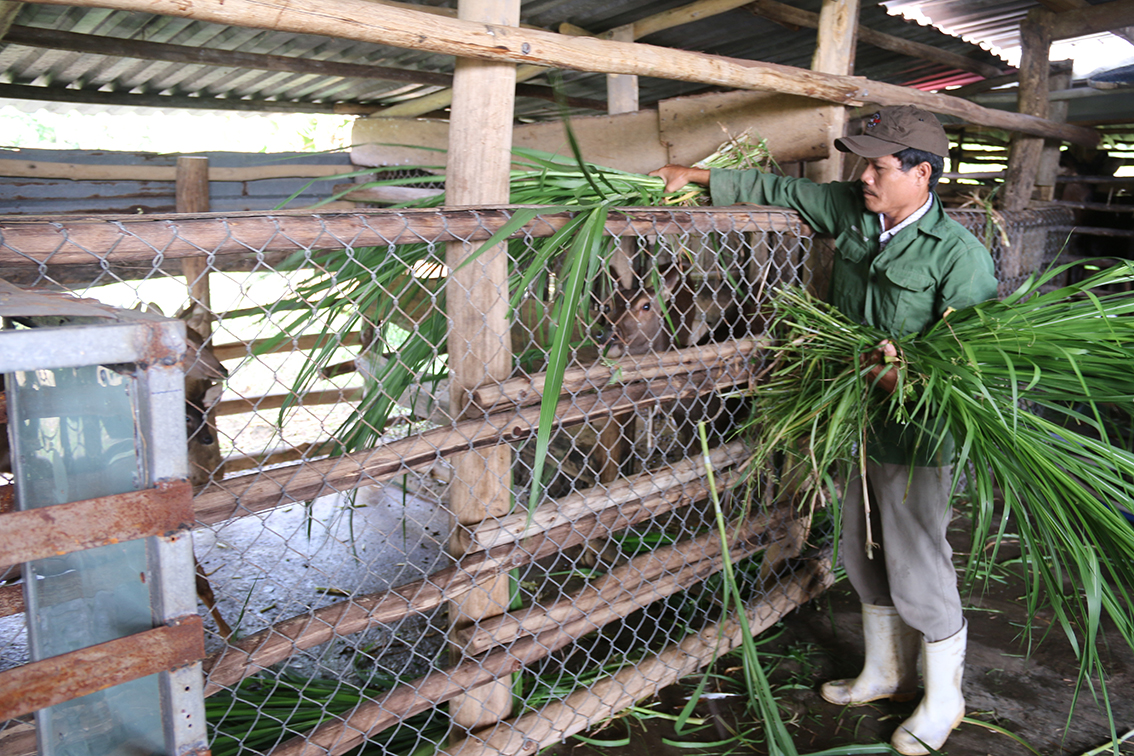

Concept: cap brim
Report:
left=834, top=134, right=905, bottom=159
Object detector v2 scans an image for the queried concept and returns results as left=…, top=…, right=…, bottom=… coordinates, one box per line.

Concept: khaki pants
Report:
left=841, top=462, right=964, bottom=642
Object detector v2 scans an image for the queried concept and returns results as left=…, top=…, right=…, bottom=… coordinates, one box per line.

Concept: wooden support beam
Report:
left=606, top=23, right=638, bottom=114
left=444, top=0, right=519, bottom=732
left=26, top=0, right=1096, bottom=146
left=1002, top=9, right=1053, bottom=211
left=1037, top=0, right=1134, bottom=46
left=805, top=0, right=858, bottom=185
left=1049, top=0, right=1134, bottom=40
left=749, top=0, right=1004, bottom=81
left=1037, top=61, right=1074, bottom=198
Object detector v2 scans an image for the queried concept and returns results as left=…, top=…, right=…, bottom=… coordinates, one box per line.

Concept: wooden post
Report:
left=1001, top=8, right=1053, bottom=212
left=176, top=156, right=212, bottom=318
left=1036, top=60, right=1074, bottom=201
left=445, top=0, right=519, bottom=733
left=606, top=24, right=638, bottom=116
left=804, top=0, right=858, bottom=185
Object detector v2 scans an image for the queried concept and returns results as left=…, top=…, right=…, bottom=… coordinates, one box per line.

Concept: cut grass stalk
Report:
left=744, top=260, right=1134, bottom=732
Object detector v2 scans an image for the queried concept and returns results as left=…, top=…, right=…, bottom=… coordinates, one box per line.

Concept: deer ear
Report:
left=659, top=265, right=684, bottom=299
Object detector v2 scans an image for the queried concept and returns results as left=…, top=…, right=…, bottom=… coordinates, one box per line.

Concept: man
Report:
left=652, top=105, right=998, bottom=755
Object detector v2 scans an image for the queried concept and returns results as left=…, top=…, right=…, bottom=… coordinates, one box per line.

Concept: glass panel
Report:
left=9, top=364, right=164, bottom=756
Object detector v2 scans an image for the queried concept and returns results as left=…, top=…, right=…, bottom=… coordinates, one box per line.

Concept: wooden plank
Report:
left=606, top=24, right=638, bottom=115
left=658, top=89, right=830, bottom=166
left=26, top=0, right=1097, bottom=146
left=0, top=616, right=204, bottom=721
left=0, top=158, right=351, bottom=182
left=0, top=480, right=194, bottom=565
left=1049, top=0, right=1134, bottom=40
left=804, top=0, right=858, bottom=186
left=443, top=0, right=519, bottom=731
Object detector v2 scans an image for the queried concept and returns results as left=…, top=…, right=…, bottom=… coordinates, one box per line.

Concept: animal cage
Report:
left=0, top=201, right=1074, bottom=756
left=0, top=285, right=206, bottom=756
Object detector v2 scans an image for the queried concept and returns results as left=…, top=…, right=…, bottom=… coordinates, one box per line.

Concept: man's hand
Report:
left=862, top=340, right=900, bottom=394
left=648, top=165, right=711, bottom=193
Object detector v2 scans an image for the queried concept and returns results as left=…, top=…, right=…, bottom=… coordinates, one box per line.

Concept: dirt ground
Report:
left=548, top=514, right=1134, bottom=756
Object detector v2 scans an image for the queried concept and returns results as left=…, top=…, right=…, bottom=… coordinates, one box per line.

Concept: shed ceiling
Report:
left=0, top=0, right=1010, bottom=121
left=0, top=0, right=1130, bottom=125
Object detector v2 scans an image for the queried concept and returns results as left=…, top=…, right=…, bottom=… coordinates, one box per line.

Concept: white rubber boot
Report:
left=820, top=604, right=920, bottom=705
left=891, top=621, right=967, bottom=755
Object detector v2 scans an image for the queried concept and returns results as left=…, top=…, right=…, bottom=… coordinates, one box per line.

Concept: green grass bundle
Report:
left=746, top=260, right=1134, bottom=701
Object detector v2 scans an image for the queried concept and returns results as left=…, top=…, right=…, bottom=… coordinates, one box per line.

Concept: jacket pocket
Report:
left=879, top=266, right=936, bottom=334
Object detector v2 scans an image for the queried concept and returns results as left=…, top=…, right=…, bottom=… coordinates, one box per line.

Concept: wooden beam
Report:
left=1002, top=9, right=1053, bottom=211
left=1036, top=0, right=1134, bottom=46
left=0, top=157, right=350, bottom=181
left=444, top=0, right=518, bottom=732
left=749, top=0, right=1004, bottom=81
left=805, top=0, right=858, bottom=186
left=26, top=0, right=1096, bottom=146
left=1049, top=0, right=1134, bottom=40
left=606, top=23, right=638, bottom=114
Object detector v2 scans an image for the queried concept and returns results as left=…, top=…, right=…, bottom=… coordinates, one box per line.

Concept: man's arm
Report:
left=649, top=165, right=710, bottom=193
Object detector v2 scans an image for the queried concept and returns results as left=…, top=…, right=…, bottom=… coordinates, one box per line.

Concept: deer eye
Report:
left=641, top=303, right=650, bottom=311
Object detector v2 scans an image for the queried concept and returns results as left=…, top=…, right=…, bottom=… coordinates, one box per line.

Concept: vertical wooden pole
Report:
left=606, top=24, right=639, bottom=117
left=805, top=0, right=859, bottom=185
left=1036, top=60, right=1073, bottom=201
left=176, top=156, right=212, bottom=319
left=1001, top=8, right=1053, bottom=211
left=445, top=0, right=519, bottom=733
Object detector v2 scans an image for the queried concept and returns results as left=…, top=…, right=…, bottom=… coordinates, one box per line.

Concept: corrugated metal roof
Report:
left=0, top=0, right=1010, bottom=121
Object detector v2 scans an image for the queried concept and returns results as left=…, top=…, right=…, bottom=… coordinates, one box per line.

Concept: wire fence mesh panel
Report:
left=0, top=203, right=1068, bottom=755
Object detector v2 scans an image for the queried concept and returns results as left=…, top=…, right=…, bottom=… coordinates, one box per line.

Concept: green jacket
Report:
left=711, top=168, right=999, bottom=465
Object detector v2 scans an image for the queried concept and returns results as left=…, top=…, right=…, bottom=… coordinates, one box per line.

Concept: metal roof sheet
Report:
left=0, top=0, right=1010, bottom=120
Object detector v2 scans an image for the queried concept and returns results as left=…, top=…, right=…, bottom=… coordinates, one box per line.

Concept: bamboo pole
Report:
left=191, top=365, right=751, bottom=526
left=202, top=443, right=747, bottom=693
left=457, top=501, right=793, bottom=655
left=445, top=556, right=835, bottom=756
left=25, top=0, right=1097, bottom=146
left=0, top=207, right=806, bottom=266
left=266, top=507, right=805, bottom=756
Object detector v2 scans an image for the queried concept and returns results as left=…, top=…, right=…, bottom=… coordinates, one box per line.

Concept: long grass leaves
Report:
left=745, top=261, right=1134, bottom=705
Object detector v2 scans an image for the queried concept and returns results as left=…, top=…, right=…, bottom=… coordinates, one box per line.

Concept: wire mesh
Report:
left=0, top=203, right=1070, bottom=755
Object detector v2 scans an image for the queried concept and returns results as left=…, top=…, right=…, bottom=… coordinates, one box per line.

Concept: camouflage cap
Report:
left=835, top=105, right=950, bottom=158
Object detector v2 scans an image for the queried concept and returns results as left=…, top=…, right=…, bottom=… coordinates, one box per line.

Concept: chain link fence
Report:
left=0, top=202, right=1072, bottom=755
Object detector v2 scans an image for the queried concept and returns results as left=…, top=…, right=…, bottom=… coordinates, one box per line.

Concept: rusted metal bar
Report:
left=0, top=479, right=194, bottom=565
left=0, top=207, right=807, bottom=265
left=0, top=615, right=205, bottom=721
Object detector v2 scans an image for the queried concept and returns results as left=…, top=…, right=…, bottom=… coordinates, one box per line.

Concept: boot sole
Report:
left=819, top=688, right=918, bottom=706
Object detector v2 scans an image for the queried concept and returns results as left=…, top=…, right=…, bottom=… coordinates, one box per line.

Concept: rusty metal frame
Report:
left=0, top=616, right=205, bottom=721
left=0, top=480, right=194, bottom=564
left=1, top=310, right=208, bottom=756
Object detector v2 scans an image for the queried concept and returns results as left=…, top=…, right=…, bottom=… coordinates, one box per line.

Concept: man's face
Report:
left=859, top=154, right=930, bottom=221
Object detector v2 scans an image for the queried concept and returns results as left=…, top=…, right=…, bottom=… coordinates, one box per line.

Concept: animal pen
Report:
left=0, top=197, right=1073, bottom=756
